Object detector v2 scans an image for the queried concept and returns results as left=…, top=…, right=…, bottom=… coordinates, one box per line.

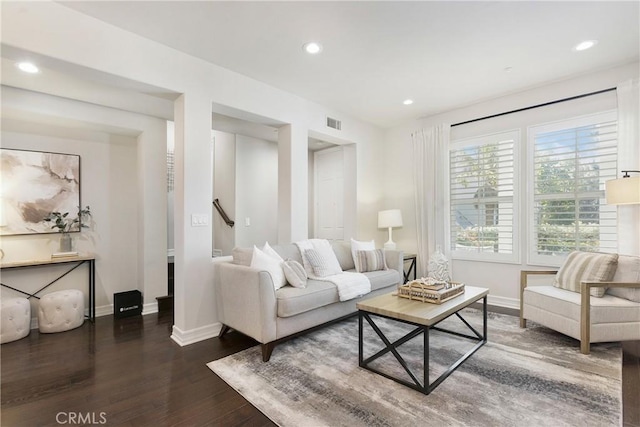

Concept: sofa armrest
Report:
left=579, top=280, right=640, bottom=354
left=384, top=249, right=404, bottom=284
left=520, top=270, right=557, bottom=328
left=217, top=263, right=277, bottom=344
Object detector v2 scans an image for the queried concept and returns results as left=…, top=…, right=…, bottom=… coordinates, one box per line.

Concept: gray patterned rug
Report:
left=207, top=309, right=621, bottom=426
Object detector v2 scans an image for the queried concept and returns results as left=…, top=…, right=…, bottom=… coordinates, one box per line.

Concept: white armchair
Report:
left=520, top=253, right=640, bottom=354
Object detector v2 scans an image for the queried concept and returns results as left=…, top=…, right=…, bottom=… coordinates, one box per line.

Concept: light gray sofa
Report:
left=214, top=240, right=403, bottom=361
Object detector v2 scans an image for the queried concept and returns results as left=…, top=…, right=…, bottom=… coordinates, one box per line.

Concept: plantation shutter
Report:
left=531, top=112, right=618, bottom=262
left=449, top=131, right=517, bottom=261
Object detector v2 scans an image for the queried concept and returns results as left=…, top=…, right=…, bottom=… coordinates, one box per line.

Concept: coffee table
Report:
left=356, top=286, right=488, bottom=395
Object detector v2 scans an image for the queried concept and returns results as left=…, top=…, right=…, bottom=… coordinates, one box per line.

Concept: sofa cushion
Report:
left=273, top=244, right=303, bottom=264
left=524, top=285, right=640, bottom=324
left=362, top=269, right=401, bottom=291
left=553, top=251, right=618, bottom=297
left=232, top=247, right=253, bottom=266
left=355, top=249, right=388, bottom=273
left=333, top=240, right=356, bottom=271
left=276, top=280, right=339, bottom=317
left=606, top=254, right=640, bottom=302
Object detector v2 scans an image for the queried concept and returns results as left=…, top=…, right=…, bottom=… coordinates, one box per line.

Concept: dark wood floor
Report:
left=1, top=311, right=274, bottom=427
left=1, top=310, right=639, bottom=427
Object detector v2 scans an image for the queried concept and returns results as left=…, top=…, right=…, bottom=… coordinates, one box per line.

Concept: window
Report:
left=528, top=111, right=617, bottom=265
left=449, top=130, right=519, bottom=262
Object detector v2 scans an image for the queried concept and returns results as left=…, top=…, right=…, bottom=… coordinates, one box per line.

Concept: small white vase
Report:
left=59, top=233, right=73, bottom=252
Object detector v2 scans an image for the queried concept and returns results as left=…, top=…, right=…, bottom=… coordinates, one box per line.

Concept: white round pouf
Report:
left=1, top=297, right=31, bottom=344
left=38, top=290, right=85, bottom=333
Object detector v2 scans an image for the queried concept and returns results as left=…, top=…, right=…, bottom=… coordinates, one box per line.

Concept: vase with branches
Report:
left=44, top=206, right=92, bottom=252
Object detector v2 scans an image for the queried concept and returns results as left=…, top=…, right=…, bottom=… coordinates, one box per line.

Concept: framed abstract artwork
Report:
left=0, top=148, right=81, bottom=235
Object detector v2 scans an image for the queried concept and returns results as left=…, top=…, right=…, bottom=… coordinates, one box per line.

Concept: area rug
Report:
left=207, top=309, right=621, bottom=427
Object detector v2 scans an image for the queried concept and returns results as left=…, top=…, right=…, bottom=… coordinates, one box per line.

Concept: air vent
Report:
left=326, top=117, right=342, bottom=130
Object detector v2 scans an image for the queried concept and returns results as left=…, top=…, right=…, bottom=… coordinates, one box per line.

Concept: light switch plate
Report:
left=191, top=214, right=209, bottom=227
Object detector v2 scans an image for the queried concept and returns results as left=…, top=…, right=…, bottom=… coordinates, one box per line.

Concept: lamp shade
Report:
left=605, top=176, right=640, bottom=205
left=378, top=209, right=403, bottom=228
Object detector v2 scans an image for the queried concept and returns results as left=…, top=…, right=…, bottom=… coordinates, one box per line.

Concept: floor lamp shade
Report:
left=378, top=209, right=403, bottom=250
left=606, top=176, right=640, bottom=205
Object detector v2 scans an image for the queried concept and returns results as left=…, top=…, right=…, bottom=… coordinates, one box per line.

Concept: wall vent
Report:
left=326, top=117, right=342, bottom=130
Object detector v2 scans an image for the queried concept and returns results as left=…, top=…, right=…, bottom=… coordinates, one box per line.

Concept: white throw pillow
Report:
left=305, top=249, right=342, bottom=277
left=282, top=259, right=307, bottom=288
left=250, top=246, right=286, bottom=290
left=262, top=241, right=283, bottom=261
left=351, top=238, right=375, bottom=272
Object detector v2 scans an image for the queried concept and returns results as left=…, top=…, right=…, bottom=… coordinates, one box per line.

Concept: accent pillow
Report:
left=250, top=246, right=286, bottom=290
left=282, top=259, right=307, bottom=288
left=305, top=248, right=342, bottom=277
left=262, top=242, right=283, bottom=262
left=351, top=238, right=375, bottom=272
left=356, top=249, right=388, bottom=273
left=553, top=251, right=619, bottom=297
left=606, top=254, right=640, bottom=302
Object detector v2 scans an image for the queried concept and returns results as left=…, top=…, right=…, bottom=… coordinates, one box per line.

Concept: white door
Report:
left=314, top=147, right=344, bottom=240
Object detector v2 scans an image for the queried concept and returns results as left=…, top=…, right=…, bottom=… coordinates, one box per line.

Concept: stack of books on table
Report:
left=51, top=251, right=79, bottom=259
left=395, top=277, right=465, bottom=304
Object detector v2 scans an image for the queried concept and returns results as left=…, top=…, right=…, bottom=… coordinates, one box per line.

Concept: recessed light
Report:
left=16, top=62, right=39, bottom=74
left=573, top=40, right=598, bottom=52
left=403, top=99, right=414, bottom=105
left=303, top=42, right=322, bottom=54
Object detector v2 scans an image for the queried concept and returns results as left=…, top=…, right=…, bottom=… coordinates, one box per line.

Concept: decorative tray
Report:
left=395, top=278, right=465, bottom=304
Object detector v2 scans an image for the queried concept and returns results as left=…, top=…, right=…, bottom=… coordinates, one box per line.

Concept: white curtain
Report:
left=412, top=124, right=450, bottom=277
left=616, top=79, right=640, bottom=256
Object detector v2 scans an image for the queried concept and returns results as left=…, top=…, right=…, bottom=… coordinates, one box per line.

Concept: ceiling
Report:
left=56, top=1, right=639, bottom=128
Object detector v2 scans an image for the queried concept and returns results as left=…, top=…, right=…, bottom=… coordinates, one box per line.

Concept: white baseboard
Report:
left=142, top=301, right=158, bottom=315
left=171, top=322, right=222, bottom=346
left=487, top=295, right=519, bottom=310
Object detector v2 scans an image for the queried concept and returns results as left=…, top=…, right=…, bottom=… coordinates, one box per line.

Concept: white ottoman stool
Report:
left=1, top=297, right=31, bottom=344
left=38, top=290, right=85, bottom=333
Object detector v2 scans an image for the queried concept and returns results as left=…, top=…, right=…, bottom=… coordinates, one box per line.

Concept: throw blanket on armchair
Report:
left=295, top=239, right=371, bottom=301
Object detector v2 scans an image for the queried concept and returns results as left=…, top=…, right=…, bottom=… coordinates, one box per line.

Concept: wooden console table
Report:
left=0, top=255, right=96, bottom=322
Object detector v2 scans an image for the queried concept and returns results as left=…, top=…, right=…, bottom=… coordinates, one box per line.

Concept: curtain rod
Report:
left=451, top=87, right=616, bottom=128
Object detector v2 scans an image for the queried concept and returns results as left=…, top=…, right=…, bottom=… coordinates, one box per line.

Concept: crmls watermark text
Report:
left=56, top=412, right=107, bottom=425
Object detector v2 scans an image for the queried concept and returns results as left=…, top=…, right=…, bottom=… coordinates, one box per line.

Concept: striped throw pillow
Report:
left=553, top=251, right=619, bottom=297
left=356, top=249, right=388, bottom=273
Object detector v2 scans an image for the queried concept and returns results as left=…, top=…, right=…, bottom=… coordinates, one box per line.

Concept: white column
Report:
left=172, top=93, right=216, bottom=342
left=278, top=124, right=308, bottom=243
left=136, top=122, right=168, bottom=311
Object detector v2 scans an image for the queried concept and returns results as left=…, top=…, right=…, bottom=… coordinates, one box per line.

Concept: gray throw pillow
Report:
left=282, top=259, right=307, bottom=288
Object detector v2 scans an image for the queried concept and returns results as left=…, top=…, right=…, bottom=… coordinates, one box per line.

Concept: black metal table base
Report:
left=358, top=296, right=487, bottom=395
left=1, top=259, right=96, bottom=323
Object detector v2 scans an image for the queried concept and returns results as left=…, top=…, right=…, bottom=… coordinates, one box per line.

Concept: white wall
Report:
left=383, top=62, right=640, bottom=309
left=1, top=85, right=168, bottom=315
left=235, top=134, right=278, bottom=247
left=2, top=1, right=385, bottom=345
left=0, top=124, right=139, bottom=320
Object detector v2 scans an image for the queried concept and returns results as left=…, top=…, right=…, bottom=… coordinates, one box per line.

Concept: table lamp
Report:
left=378, top=209, right=403, bottom=250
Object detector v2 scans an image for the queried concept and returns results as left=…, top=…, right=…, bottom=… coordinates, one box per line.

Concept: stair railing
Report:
left=213, top=199, right=234, bottom=227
